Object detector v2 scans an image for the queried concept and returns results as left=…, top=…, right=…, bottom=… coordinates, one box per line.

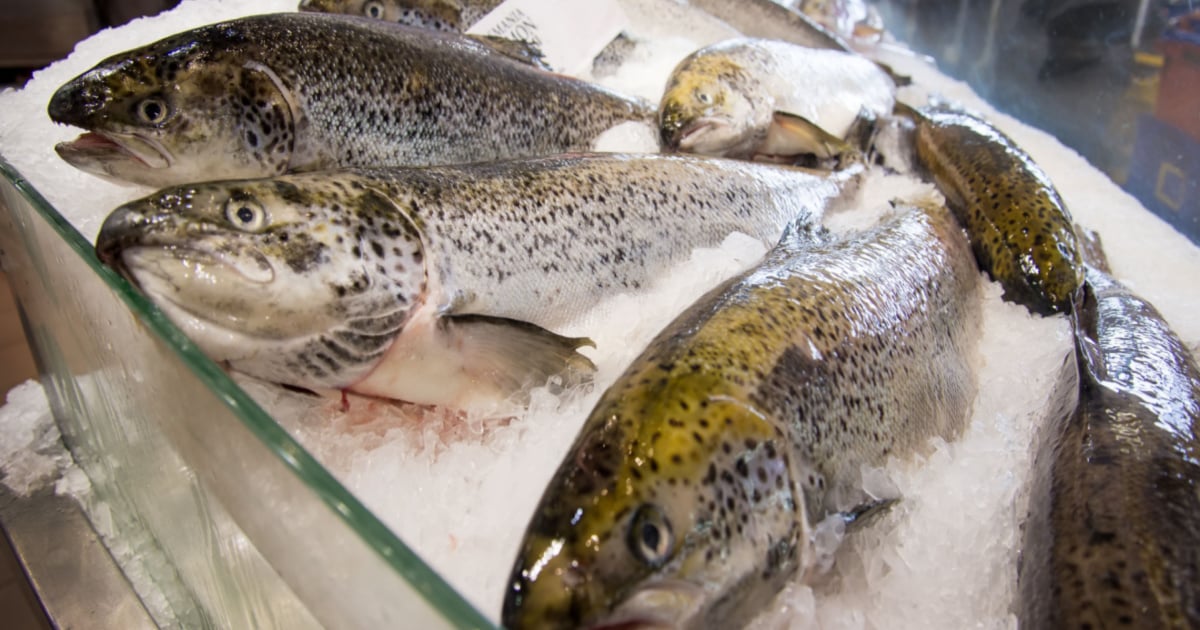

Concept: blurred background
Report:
left=0, top=0, right=179, bottom=84
left=876, top=0, right=1198, bottom=242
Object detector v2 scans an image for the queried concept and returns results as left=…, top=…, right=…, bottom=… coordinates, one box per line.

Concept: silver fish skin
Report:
left=47, top=12, right=652, bottom=188
left=659, top=38, right=895, bottom=159
left=1020, top=266, right=1200, bottom=629
left=93, top=153, right=855, bottom=411
left=686, top=0, right=852, bottom=52
left=502, top=199, right=981, bottom=629
left=298, top=0, right=500, bottom=31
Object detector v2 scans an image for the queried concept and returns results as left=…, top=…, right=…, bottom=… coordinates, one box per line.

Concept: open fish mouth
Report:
left=55, top=130, right=172, bottom=171
left=111, top=246, right=276, bottom=290
left=675, top=117, right=727, bottom=153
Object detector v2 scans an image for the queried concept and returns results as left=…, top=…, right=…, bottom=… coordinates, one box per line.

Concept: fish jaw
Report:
left=54, top=131, right=175, bottom=186
left=672, top=116, right=763, bottom=159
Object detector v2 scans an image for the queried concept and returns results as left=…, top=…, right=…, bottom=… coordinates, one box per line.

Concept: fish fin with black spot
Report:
left=468, top=34, right=553, bottom=71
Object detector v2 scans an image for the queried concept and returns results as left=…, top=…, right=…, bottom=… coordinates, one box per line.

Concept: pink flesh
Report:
left=69, top=132, right=121, bottom=149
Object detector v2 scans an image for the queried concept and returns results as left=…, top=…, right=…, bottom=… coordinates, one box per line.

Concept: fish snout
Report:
left=95, top=203, right=157, bottom=268
left=658, top=104, right=687, bottom=152
left=48, top=75, right=110, bottom=128
left=503, top=549, right=597, bottom=629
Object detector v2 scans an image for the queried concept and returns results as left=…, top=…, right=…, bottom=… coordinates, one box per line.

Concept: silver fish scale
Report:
left=189, top=13, right=649, bottom=168
left=355, top=154, right=848, bottom=328
left=744, top=211, right=981, bottom=523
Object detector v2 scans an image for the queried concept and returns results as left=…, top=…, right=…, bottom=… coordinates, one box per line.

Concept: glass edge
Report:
left=0, top=156, right=495, bottom=630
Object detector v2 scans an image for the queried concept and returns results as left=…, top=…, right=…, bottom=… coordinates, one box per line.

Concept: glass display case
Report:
left=0, top=159, right=492, bottom=629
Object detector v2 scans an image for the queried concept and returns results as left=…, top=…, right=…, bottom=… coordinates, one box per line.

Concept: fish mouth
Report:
left=674, top=118, right=724, bottom=153
left=586, top=580, right=704, bottom=630
left=108, top=245, right=276, bottom=291
left=55, top=130, right=173, bottom=172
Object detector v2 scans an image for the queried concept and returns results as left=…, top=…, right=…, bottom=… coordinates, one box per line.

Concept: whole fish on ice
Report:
left=93, top=154, right=855, bottom=412
left=659, top=38, right=894, bottom=163
left=894, top=104, right=1083, bottom=315
left=47, top=13, right=651, bottom=188
left=1020, top=262, right=1200, bottom=629
left=503, top=198, right=981, bottom=628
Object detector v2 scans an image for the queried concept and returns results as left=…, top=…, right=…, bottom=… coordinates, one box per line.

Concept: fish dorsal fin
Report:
left=777, top=220, right=829, bottom=252
left=468, top=34, right=552, bottom=71
left=761, top=111, right=857, bottom=162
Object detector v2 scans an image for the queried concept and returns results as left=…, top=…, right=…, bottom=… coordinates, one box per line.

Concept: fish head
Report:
left=94, top=173, right=426, bottom=389
left=299, top=0, right=464, bottom=31
left=658, top=53, right=768, bottom=158
left=504, top=372, right=807, bottom=629
left=48, top=31, right=297, bottom=187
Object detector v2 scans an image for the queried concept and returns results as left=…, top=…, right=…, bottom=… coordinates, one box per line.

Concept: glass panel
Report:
left=0, top=157, right=492, bottom=629
left=876, top=0, right=1199, bottom=245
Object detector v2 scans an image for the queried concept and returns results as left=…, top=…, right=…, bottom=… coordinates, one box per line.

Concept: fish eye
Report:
left=363, top=1, right=385, bottom=18
left=627, top=504, right=673, bottom=568
left=223, top=196, right=269, bottom=232
left=136, top=97, right=169, bottom=125
left=695, top=89, right=713, bottom=105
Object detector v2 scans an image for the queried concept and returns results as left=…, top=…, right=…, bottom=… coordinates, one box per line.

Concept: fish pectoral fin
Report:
left=468, top=34, right=553, bottom=71
left=761, top=111, right=857, bottom=162
left=839, top=497, right=899, bottom=532
left=444, top=314, right=596, bottom=397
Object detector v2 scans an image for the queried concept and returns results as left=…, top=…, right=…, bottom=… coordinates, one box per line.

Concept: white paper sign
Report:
left=467, top=0, right=629, bottom=76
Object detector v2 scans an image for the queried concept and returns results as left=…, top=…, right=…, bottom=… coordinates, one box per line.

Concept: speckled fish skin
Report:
left=1020, top=266, right=1200, bottom=629
left=687, top=0, right=852, bottom=52
left=93, top=153, right=852, bottom=409
left=902, top=105, right=1083, bottom=315
left=503, top=200, right=982, bottom=629
left=47, top=12, right=651, bottom=188
left=298, top=0, right=500, bottom=31
left=659, top=38, right=894, bottom=157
